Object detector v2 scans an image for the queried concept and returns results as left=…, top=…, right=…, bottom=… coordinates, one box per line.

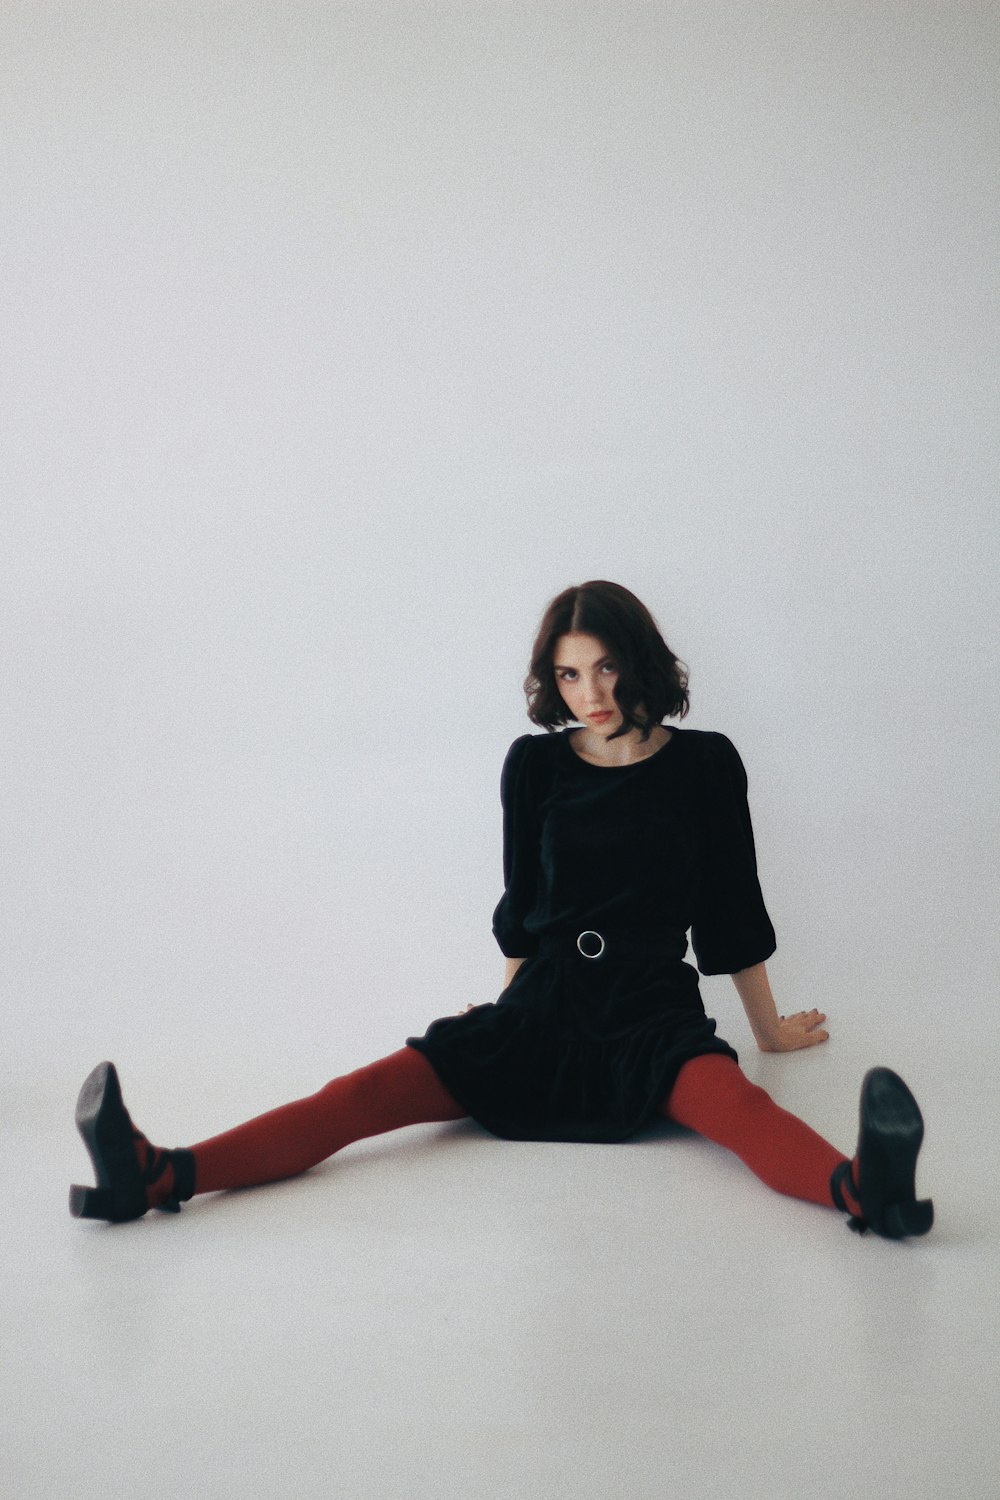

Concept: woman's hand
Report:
left=757, top=1010, right=829, bottom=1053
left=730, top=964, right=829, bottom=1054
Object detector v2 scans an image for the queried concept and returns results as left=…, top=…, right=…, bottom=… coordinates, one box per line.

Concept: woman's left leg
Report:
left=659, top=1053, right=859, bottom=1212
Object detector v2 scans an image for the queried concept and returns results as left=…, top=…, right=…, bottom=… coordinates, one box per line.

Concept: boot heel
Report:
left=69, top=1184, right=115, bottom=1219
left=69, top=1181, right=147, bottom=1222
left=883, top=1197, right=934, bottom=1239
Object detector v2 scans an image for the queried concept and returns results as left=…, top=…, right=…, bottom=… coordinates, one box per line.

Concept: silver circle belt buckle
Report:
left=576, top=930, right=606, bottom=960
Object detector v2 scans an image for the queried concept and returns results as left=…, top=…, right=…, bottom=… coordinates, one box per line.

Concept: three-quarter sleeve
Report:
left=491, top=734, right=543, bottom=957
left=689, top=732, right=777, bottom=976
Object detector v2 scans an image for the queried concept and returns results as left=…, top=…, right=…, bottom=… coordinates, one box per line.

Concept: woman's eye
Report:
left=558, top=665, right=616, bottom=681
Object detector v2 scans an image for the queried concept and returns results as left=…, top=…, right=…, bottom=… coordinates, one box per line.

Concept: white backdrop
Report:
left=4, top=2, right=998, bottom=1139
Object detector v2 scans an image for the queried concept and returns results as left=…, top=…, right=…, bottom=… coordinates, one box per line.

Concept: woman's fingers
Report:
left=777, top=1012, right=830, bottom=1048
left=798, top=1014, right=829, bottom=1045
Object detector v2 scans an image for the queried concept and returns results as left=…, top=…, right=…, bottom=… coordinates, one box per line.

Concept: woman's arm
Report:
left=731, top=962, right=829, bottom=1052
left=460, top=955, right=527, bottom=1015
left=504, top=956, right=527, bottom=988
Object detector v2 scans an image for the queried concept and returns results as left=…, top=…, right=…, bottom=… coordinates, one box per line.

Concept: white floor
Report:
left=4, top=1019, right=998, bottom=1500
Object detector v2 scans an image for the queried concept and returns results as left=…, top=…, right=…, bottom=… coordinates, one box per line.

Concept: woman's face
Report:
left=553, top=632, right=623, bottom=734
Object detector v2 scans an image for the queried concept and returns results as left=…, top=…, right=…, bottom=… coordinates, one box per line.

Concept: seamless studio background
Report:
left=3, top=4, right=999, bottom=1499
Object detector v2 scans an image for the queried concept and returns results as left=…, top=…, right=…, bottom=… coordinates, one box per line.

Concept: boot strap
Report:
left=138, top=1135, right=196, bottom=1213
left=830, top=1159, right=868, bottom=1232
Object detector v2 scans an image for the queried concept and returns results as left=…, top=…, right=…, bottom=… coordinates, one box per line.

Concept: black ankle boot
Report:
left=830, top=1067, right=933, bottom=1240
left=69, top=1061, right=196, bottom=1223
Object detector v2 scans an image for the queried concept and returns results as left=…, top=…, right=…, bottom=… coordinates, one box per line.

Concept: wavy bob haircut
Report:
left=524, top=581, right=690, bottom=742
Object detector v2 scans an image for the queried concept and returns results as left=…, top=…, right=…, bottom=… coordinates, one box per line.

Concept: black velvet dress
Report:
left=405, top=724, right=777, bottom=1143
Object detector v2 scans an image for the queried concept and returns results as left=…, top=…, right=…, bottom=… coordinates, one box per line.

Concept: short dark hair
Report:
left=524, top=580, right=691, bottom=742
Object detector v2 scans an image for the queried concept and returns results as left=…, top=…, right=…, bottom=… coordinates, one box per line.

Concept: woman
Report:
left=69, top=580, right=932, bottom=1239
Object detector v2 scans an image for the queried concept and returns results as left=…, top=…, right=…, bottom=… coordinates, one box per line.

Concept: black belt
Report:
left=538, top=927, right=688, bottom=963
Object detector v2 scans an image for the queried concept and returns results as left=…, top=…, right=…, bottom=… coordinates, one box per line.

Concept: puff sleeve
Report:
left=491, top=734, right=543, bottom=957
left=689, top=732, right=777, bottom=976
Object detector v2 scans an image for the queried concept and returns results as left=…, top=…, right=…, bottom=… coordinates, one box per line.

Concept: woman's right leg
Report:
left=70, top=1046, right=468, bottom=1220
left=191, top=1046, right=468, bottom=1194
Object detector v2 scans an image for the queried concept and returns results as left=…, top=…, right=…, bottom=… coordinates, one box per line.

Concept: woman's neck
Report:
left=571, top=723, right=672, bottom=766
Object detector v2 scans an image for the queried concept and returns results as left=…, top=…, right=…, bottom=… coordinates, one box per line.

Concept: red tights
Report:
left=171, top=1046, right=853, bottom=1213
left=659, top=1052, right=852, bottom=1209
left=190, top=1047, right=467, bottom=1195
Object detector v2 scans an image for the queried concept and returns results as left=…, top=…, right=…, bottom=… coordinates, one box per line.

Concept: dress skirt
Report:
left=407, top=927, right=739, bottom=1143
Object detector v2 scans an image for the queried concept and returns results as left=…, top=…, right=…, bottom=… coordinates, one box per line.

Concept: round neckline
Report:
left=562, top=724, right=677, bottom=770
